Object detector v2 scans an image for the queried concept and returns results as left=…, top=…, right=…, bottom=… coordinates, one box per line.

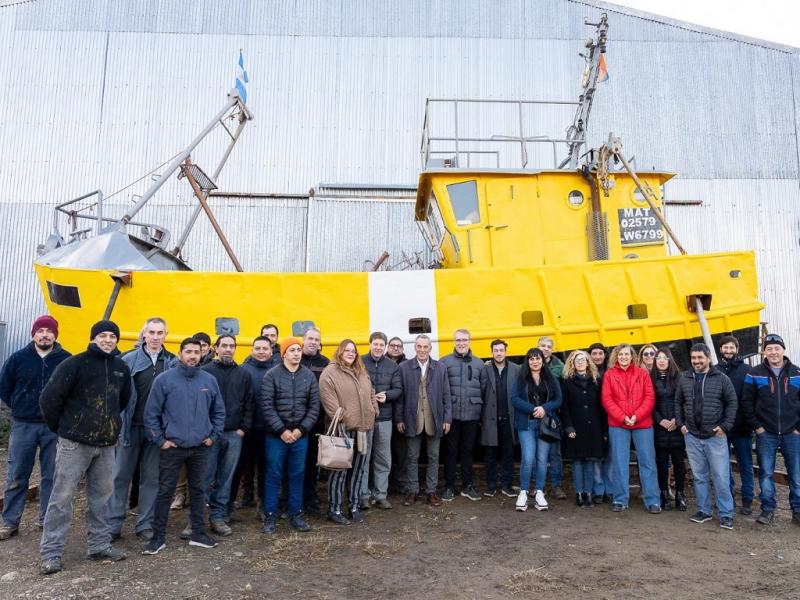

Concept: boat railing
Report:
left=420, top=98, right=583, bottom=171
left=52, top=190, right=170, bottom=247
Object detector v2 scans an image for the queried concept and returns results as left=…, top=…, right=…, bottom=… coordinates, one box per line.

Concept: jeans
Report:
left=729, top=435, right=755, bottom=503
left=684, top=433, right=734, bottom=518
left=2, top=421, right=57, bottom=528
left=444, top=419, right=478, bottom=489
left=608, top=426, right=660, bottom=507
left=370, top=421, right=393, bottom=501
left=151, top=445, right=210, bottom=542
left=329, top=434, right=370, bottom=514
left=485, top=417, right=515, bottom=490
left=593, top=446, right=614, bottom=496
left=108, top=425, right=159, bottom=534
left=517, top=419, right=550, bottom=492
left=756, top=431, right=800, bottom=513
left=358, top=429, right=374, bottom=503
left=548, top=441, right=562, bottom=486
left=264, top=435, right=308, bottom=516
left=205, top=430, right=243, bottom=521
left=40, top=438, right=114, bottom=560
left=405, top=434, right=440, bottom=495
left=655, top=445, right=686, bottom=492
left=572, top=459, right=596, bottom=494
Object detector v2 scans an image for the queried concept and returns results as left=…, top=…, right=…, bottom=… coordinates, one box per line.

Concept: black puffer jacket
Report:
left=718, top=356, right=752, bottom=437
left=440, top=350, right=484, bottom=421
left=203, top=360, right=254, bottom=433
left=675, top=368, right=738, bottom=438
left=39, top=344, right=132, bottom=446
left=260, top=364, right=320, bottom=436
left=742, top=358, right=800, bottom=435
left=560, top=374, right=606, bottom=459
left=651, top=372, right=684, bottom=449
left=364, top=353, right=401, bottom=421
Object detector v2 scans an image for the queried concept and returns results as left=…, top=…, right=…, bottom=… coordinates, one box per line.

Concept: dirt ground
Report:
left=0, top=472, right=799, bottom=600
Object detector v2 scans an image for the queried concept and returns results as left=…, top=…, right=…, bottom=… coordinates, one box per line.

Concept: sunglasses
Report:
left=642, top=351, right=656, bottom=357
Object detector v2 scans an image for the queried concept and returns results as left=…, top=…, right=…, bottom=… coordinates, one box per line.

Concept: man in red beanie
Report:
left=0, top=316, right=71, bottom=541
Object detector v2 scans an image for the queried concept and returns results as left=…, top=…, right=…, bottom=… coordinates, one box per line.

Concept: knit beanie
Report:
left=763, top=333, right=785, bottom=350
left=588, top=342, right=607, bottom=355
left=31, top=315, right=59, bottom=339
left=90, top=319, right=121, bottom=340
left=280, top=337, right=303, bottom=356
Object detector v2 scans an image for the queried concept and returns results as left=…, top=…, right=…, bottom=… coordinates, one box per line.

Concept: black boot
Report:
left=576, top=493, right=584, bottom=507
left=675, top=491, right=687, bottom=511
left=660, top=490, right=673, bottom=511
left=582, top=492, right=594, bottom=507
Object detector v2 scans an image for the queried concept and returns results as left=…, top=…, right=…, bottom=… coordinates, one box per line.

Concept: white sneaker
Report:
left=534, top=490, right=549, bottom=511
left=515, top=490, right=528, bottom=512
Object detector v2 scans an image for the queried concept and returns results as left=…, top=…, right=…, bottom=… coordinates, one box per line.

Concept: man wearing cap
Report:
left=0, top=316, right=71, bottom=540
left=142, top=337, right=226, bottom=555
left=38, top=320, right=131, bottom=575
left=742, top=333, right=800, bottom=525
left=261, top=337, right=320, bottom=534
left=108, top=317, right=178, bottom=542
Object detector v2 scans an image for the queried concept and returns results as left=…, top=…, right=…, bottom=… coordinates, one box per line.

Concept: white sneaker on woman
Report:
left=534, top=490, right=549, bottom=511
left=515, top=490, right=528, bottom=512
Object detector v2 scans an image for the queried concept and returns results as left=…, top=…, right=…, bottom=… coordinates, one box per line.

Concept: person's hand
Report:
left=291, top=428, right=303, bottom=441
left=532, top=407, right=545, bottom=419
left=397, top=422, right=405, bottom=433
left=623, top=416, right=634, bottom=427
left=568, top=432, right=576, bottom=439
left=712, top=426, right=726, bottom=438
left=202, top=437, right=213, bottom=447
left=161, top=440, right=177, bottom=450
left=659, top=419, right=671, bottom=431
left=280, top=430, right=295, bottom=444
left=668, top=418, right=677, bottom=431
left=443, top=422, right=451, bottom=435
left=629, top=414, right=637, bottom=425
left=756, top=427, right=766, bottom=434
left=235, top=429, right=245, bottom=437
left=680, top=425, right=688, bottom=435
left=375, top=392, right=387, bottom=404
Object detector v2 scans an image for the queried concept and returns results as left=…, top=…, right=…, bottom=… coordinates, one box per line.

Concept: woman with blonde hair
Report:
left=601, top=343, right=661, bottom=513
left=319, top=340, right=380, bottom=525
left=561, top=351, right=606, bottom=506
left=637, top=344, right=658, bottom=370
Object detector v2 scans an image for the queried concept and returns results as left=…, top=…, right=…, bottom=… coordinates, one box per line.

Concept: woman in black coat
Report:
left=650, top=348, right=686, bottom=511
left=561, top=350, right=606, bottom=507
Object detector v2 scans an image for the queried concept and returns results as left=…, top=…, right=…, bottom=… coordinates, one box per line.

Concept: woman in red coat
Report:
left=601, top=344, right=662, bottom=513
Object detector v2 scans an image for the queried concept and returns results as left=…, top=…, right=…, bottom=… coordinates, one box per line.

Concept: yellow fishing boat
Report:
left=33, top=15, right=763, bottom=363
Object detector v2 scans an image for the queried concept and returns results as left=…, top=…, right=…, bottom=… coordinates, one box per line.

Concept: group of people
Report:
left=1, top=314, right=798, bottom=577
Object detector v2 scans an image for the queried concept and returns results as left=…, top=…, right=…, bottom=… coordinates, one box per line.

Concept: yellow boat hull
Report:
left=34, top=249, right=763, bottom=362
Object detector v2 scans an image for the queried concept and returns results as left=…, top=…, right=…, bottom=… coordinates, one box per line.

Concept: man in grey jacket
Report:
left=480, top=339, right=520, bottom=498
left=675, top=343, right=738, bottom=530
left=395, top=335, right=452, bottom=507
left=109, top=317, right=177, bottom=542
left=142, top=338, right=225, bottom=555
left=440, top=329, right=484, bottom=501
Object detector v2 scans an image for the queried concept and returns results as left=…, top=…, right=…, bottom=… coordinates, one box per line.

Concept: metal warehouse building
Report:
left=0, top=0, right=798, bottom=358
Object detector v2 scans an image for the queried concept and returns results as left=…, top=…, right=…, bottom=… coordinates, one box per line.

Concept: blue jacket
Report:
left=144, top=363, right=226, bottom=448
left=440, top=350, right=484, bottom=421
left=511, top=375, right=562, bottom=431
left=119, top=346, right=178, bottom=447
left=241, top=355, right=280, bottom=431
left=0, top=342, right=71, bottom=422
left=742, top=358, right=800, bottom=435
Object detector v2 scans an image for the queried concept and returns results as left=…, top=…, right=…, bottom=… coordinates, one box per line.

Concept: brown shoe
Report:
left=403, top=493, right=418, bottom=506
left=427, top=492, right=442, bottom=506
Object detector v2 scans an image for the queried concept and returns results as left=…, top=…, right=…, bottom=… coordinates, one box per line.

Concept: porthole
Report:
left=567, top=190, right=585, bottom=208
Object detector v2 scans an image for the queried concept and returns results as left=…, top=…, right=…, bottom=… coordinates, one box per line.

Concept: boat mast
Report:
left=115, top=90, right=251, bottom=229
left=561, top=13, right=609, bottom=169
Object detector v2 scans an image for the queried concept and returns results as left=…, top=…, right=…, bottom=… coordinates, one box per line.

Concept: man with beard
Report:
left=0, top=316, right=71, bottom=540
left=201, top=335, right=253, bottom=535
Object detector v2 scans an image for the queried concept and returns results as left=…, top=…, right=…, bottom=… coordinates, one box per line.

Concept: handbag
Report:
left=538, top=413, right=562, bottom=443
left=317, top=407, right=354, bottom=471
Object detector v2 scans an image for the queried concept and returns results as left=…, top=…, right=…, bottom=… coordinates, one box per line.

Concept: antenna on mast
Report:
left=560, top=13, right=609, bottom=169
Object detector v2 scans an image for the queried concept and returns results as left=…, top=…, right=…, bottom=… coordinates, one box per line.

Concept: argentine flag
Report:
left=236, top=50, right=249, bottom=104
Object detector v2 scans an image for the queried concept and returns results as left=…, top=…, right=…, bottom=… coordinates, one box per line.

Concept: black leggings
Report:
left=655, top=445, right=686, bottom=492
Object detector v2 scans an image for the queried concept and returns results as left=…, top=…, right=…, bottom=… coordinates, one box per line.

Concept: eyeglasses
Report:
left=388, top=343, right=403, bottom=349
left=642, top=351, right=656, bottom=357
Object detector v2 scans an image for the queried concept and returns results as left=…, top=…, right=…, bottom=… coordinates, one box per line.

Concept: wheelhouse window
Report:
left=46, top=281, right=81, bottom=308
left=447, top=180, right=480, bottom=226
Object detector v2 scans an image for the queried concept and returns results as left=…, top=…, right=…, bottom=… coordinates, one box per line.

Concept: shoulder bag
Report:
left=317, top=407, right=353, bottom=471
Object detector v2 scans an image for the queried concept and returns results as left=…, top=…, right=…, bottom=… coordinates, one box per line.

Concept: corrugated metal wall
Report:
left=0, top=0, right=798, bottom=355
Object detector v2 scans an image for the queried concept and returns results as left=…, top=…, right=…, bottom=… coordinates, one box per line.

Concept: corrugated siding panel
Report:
left=664, top=178, right=800, bottom=351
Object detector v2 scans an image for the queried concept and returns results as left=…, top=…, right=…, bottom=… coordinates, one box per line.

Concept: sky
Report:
left=611, top=0, right=799, bottom=48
